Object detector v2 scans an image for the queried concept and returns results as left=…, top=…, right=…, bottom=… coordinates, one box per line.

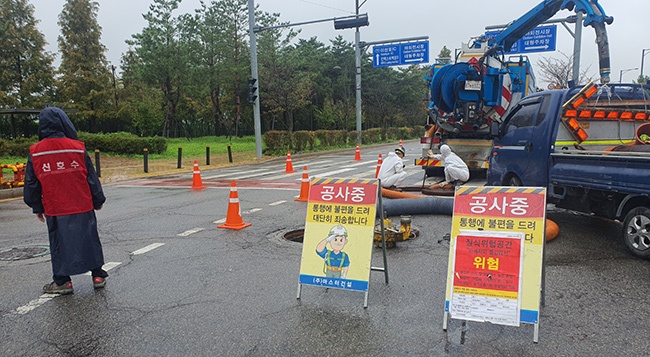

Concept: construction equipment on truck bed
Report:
left=417, top=0, right=613, bottom=177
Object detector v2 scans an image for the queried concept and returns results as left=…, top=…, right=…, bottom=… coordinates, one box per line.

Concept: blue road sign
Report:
left=485, top=24, right=557, bottom=55
left=373, top=41, right=429, bottom=68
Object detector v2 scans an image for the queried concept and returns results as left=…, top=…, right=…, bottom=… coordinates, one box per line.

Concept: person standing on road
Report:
left=24, top=107, right=108, bottom=295
left=377, top=146, right=407, bottom=189
left=430, top=144, right=470, bottom=188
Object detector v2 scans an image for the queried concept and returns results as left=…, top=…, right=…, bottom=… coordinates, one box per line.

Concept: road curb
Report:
left=0, top=187, right=23, bottom=200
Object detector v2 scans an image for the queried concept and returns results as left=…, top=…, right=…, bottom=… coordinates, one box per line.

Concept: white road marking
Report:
left=242, top=208, right=262, bottom=214
left=214, top=218, right=226, bottom=224
left=269, top=200, right=286, bottom=206
left=341, top=161, right=372, bottom=168
left=177, top=227, right=205, bottom=237
left=203, top=168, right=270, bottom=179
left=83, top=262, right=122, bottom=276
left=312, top=167, right=356, bottom=177
left=16, top=262, right=122, bottom=315
left=131, top=243, right=165, bottom=255
left=227, top=170, right=279, bottom=180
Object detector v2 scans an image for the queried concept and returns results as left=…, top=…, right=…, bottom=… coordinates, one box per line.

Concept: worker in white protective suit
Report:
left=430, top=144, right=469, bottom=187
left=377, top=147, right=407, bottom=189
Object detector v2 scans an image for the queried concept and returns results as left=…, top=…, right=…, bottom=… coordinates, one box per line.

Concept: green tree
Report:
left=190, top=0, right=249, bottom=137
left=57, top=0, right=112, bottom=132
left=437, top=46, right=452, bottom=63
left=0, top=0, right=55, bottom=109
left=128, top=0, right=190, bottom=138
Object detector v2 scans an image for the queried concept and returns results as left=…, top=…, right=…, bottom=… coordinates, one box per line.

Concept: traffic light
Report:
left=334, top=14, right=369, bottom=30
left=248, top=77, right=258, bottom=103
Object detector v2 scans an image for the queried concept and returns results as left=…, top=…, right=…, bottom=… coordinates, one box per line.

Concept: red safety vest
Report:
left=30, top=138, right=93, bottom=216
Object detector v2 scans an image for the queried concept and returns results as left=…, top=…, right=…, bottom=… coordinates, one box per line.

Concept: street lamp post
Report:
left=641, top=48, right=650, bottom=80
left=619, top=67, right=639, bottom=83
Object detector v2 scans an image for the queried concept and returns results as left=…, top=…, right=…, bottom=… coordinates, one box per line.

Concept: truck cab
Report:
left=488, top=83, right=650, bottom=259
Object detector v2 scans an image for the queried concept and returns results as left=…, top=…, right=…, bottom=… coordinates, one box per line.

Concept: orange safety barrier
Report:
left=218, top=180, right=251, bottom=230
left=375, top=154, right=382, bottom=178
left=354, top=144, right=361, bottom=161
left=295, top=166, right=310, bottom=202
left=1, top=163, right=26, bottom=188
left=191, top=160, right=207, bottom=190
left=284, top=151, right=296, bottom=173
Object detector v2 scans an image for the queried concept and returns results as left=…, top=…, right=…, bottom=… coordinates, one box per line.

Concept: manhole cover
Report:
left=284, top=229, right=304, bottom=243
left=0, top=246, right=50, bottom=261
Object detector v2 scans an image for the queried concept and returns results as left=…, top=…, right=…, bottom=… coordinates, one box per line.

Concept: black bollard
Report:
left=177, top=147, right=182, bottom=169
left=227, top=144, right=233, bottom=163
left=94, top=149, right=101, bottom=178
left=144, top=148, right=149, bottom=173
left=206, top=146, right=210, bottom=166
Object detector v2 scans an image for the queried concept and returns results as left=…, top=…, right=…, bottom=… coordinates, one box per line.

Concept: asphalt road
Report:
left=1, top=142, right=649, bottom=356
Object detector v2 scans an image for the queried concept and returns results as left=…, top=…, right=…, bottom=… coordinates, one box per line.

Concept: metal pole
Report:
left=642, top=51, right=646, bottom=79
left=571, top=12, right=583, bottom=84
left=143, top=148, right=149, bottom=173
left=641, top=49, right=650, bottom=79
left=248, top=0, right=263, bottom=160
left=355, top=0, right=362, bottom=145
left=94, top=150, right=101, bottom=178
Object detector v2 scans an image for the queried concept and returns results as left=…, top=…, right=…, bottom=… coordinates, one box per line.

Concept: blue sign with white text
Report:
left=373, top=41, right=429, bottom=68
left=485, top=24, right=557, bottom=54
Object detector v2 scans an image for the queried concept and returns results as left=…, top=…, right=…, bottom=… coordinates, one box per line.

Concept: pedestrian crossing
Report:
left=196, top=155, right=424, bottom=184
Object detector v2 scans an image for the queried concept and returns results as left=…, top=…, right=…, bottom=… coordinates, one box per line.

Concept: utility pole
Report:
left=248, top=0, right=262, bottom=159
left=571, top=12, right=583, bottom=84
left=354, top=0, right=362, bottom=145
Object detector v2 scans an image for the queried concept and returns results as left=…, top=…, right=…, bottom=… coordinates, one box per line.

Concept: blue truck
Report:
left=417, top=0, right=612, bottom=176
left=487, top=82, right=650, bottom=259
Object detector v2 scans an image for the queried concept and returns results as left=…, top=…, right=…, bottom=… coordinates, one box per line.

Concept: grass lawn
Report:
left=1, top=136, right=271, bottom=184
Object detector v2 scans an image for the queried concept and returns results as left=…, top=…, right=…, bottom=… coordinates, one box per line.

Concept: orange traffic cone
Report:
left=354, top=144, right=361, bottom=161
left=375, top=154, right=383, bottom=178
left=218, top=180, right=251, bottom=230
left=399, top=139, right=403, bottom=147
left=191, top=160, right=207, bottom=190
left=285, top=151, right=296, bottom=173
left=295, top=166, right=310, bottom=202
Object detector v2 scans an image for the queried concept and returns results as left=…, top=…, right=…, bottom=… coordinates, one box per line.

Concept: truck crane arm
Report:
left=491, top=0, right=613, bottom=84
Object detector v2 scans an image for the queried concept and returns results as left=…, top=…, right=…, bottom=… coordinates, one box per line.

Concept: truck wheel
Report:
left=622, top=207, right=650, bottom=259
left=506, top=176, right=522, bottom=186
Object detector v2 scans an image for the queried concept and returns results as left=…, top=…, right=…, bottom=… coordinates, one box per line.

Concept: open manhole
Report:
left=284, top=229, right=305, bottom=243
left=0, top=245, right=50, bottom=261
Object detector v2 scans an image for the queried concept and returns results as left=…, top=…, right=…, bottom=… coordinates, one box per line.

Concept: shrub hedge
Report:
left=263, top=127, right=421, bottom=153
left=0, top=132, right=167, bottom=157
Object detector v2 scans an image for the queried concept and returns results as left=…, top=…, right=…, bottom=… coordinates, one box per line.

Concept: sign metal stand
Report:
left=296, top=178, right=389, bottom=308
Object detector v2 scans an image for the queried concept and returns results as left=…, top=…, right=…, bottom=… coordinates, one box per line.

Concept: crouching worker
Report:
left=377, top=146, right=407, bottom=189
left=24, top=107, right=108, bottom=294
left=431, top=144, right=469, bottom=188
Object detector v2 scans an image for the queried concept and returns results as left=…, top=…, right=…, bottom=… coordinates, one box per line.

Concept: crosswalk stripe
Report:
left=177, top=228, right=205, bottom=237
left=131, top=243, right=165, bottom=255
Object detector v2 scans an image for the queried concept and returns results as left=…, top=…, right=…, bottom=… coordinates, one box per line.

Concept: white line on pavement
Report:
left=242, top=208, right=262, bottom=214
left=269, top=200, right=286, bottom=206
left=16, top=262, right=122, bottom=315
left=131, top=243, right=165, bottom=255
left=203, top=168, right=270, bottom=179
left=214, top=218, right=226, bottom=224
left=177, top=228, right=205, bottom=237
left=311, top=167, right=356, bottom=177
left=341, top=161, right=373, bottom=168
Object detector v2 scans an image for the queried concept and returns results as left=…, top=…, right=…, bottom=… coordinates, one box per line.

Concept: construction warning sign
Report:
left=298, top=178, right=378, bottom=292
left=444, top=186, right=546, bottom=327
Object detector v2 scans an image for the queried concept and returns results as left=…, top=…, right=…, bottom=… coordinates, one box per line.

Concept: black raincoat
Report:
left=24, top=108, right=106, bottom=278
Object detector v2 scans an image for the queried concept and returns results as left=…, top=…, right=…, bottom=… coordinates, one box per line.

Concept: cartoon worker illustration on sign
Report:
left=316, top=225, right=350, bottom=279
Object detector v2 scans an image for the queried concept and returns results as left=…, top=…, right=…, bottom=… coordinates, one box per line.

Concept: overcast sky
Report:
left=31, top=0, right=650, bottom=86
